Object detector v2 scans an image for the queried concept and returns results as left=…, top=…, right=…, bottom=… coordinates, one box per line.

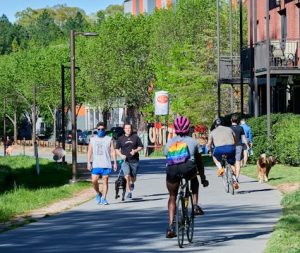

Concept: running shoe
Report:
left=130, top=183, right=135, bottom=191
left=95, top=193, right=102, bottom=204
left=127, top=192, right=132, bottom=199
left=194, top=205, right=205, bottom=215
left=166, top=224, right=177, bottom=238
left=217, top=167, right=224, bottom=177
left=233, top=181, right=239, bottom=189
left=100, top=198, right=109, bottom=205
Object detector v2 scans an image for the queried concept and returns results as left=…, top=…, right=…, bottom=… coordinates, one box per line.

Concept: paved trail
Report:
left=0, top=158, right=282, bottom=253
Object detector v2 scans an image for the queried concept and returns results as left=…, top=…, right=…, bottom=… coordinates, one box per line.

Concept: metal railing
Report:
left=255, top=39, right=300, bottom=72
left=219, top=56, right=241, bottom=80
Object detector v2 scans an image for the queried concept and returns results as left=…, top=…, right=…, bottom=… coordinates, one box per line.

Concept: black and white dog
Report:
left=115, top=169, right=126, bottom=201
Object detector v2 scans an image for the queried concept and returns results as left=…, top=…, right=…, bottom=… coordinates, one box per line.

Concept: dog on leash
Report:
left=115, top=173, right=126, bottom=201
left=257, top=153, right=276, bottom=183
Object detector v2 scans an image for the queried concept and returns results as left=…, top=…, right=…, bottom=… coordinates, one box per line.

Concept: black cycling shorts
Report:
left=166, top=160, right=197, bottom=184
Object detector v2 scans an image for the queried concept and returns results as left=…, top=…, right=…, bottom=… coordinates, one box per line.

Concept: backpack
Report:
left=167, top=141, right=190, bottom=166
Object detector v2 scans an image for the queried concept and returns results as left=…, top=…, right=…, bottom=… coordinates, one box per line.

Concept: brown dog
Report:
left=257, top=154, right=276, bottom=183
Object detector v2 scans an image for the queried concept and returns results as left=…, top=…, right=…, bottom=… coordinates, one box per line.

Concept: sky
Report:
left=0, top=0, right=124, bottom=22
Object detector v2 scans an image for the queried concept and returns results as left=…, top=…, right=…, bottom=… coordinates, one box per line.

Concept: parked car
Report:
left=65, top=129, right=83, bottom=144
left=79, top=130, right=97, bottom=145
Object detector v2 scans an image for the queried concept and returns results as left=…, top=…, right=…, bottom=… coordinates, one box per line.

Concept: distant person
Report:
left=116, top=123, right=144, bottom=199
left=240, top=118, right=253, bottom=167
left=52, top=146, right=66, bottom=161
left=5, top=136, right=13, bottom=156
left=230, top=114, right=249, bottom=182
left=87, top=122, right=117, bottom=205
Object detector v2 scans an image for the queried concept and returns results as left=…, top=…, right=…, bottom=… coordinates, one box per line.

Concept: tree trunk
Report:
left=53, top=108, right=57, bottom=146
left=13, top=112, right=17, bottom=143
left=6, top=111, right=18, bottom=143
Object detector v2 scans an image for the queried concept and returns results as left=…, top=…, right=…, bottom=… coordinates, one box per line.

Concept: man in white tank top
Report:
left=87, top=122, right=117, bottom=205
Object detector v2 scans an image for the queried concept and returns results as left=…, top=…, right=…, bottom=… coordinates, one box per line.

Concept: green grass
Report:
left=264, top=189, right=300, bottom=253
left=0, top=182, right=89, bottom=223
left=242, top=164, right=300, bottom=187
left=242, top=164, right=300, bottom=253
left=0, top=156, right=90, bottom=223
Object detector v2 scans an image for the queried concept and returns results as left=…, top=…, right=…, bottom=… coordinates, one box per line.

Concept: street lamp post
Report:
left=70, top=30, right=98, bottom=183
left=61, top=64, right=66, bottom=164
left=61, top=64, right=80, bottom=164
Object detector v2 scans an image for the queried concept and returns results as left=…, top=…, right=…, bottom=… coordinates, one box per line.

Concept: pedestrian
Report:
left=116, top=123, right=144, bottom=199
left=164, top=116, right=208, bottom=238
left=87, top=122, right=117, bottom=205
left=240, top=118, right=253, bottom=167
left=5, top=136, right=13, bottom=156
left=230, top=114, right=249, bottom=182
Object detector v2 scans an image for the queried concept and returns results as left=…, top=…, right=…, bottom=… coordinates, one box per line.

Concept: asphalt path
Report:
left=0, top=158, right=282, bottom=253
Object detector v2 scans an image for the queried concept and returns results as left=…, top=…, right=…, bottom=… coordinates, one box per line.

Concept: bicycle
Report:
left=175, top=175, right=194, bottom=248
left=221, top=154, right=236, bottom=195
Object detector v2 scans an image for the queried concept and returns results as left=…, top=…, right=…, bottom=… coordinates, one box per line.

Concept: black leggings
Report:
left=166, top=161, right=199, bottom=197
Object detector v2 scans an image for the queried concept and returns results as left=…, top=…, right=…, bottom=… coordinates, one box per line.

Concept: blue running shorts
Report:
left=213, top=145, right=236, bottom=165
left=91, top=168, right=112, bottom=176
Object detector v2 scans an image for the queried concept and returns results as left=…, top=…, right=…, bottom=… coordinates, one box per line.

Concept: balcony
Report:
left=255, top=39, right=300, bottom=76
left=219, top=51, right=251, bottom=84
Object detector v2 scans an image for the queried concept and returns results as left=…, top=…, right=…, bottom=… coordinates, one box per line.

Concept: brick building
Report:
left=248, top=0, right=300, bottom=114
left=123, top=0, right=176, bottom=15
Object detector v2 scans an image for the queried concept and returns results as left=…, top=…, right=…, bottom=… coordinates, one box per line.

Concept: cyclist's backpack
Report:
left=167, top=141, right=190, bottom=166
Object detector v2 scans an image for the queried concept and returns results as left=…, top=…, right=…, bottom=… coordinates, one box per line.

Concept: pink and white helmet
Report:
left=174, top=116, right=190, bottom=135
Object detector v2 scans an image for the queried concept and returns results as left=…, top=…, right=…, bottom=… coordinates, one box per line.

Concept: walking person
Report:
left=240, top=118, right=253, bottom=167
left=5, top=136, right=14, bottom=156
left=116, top=123, right=144, bottom=199
left=164, top=116, right=208, bottom=238
left=230, top=114, right=249, bottom=183
left=87, top=122, right=117, bottom=205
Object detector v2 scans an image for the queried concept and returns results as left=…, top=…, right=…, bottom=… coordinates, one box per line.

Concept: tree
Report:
left=77, top=13, right=154, bottom=112
left=0, top=15, right=15, bottom=54
left=104, top=5, right=124, bottom=16
left=29, top=10, right=63, bottom=47
left=62, top=12, right=88, bottom=35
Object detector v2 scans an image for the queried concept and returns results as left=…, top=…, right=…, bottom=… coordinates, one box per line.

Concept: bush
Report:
left=247, top=113, right=300, bottom=166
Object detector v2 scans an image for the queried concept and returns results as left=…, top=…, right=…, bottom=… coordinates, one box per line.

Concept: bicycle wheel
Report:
left=176, top=196, right=185, bottom=248
left=227, top=167, right=235, bottom=195
left=222, top=168, right=229, bottom=193
left=186, top=192, right=194, bottom=243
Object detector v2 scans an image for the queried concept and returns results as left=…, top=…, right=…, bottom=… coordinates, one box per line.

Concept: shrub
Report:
left=247, top=113, right=300, bottom=166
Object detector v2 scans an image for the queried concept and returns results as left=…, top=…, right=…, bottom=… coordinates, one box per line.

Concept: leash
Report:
left=117, top=160, right=125, bottom=178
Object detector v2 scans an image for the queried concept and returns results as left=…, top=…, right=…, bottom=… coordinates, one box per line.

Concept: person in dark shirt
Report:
left=116, top=123, right=144, bottom=199
left=230, top=114, right=248, bottom=185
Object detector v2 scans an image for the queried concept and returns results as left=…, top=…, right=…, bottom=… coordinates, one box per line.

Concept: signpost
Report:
left=154, top=91, right=170, bottom=143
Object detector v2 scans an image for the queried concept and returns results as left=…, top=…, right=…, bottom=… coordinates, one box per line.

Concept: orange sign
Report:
left=157, top=95, right=168, bottom=103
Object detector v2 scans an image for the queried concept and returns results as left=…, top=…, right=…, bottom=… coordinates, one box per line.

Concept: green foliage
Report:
left=29, top=10, right=63, bottom=47
left=62, top=11, right=88, bottom=35
left=247, top=114, right=300, bottom=166
left=0, top=0, right=248, bottom=136
left=0, top=15, right=15, bottom=54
